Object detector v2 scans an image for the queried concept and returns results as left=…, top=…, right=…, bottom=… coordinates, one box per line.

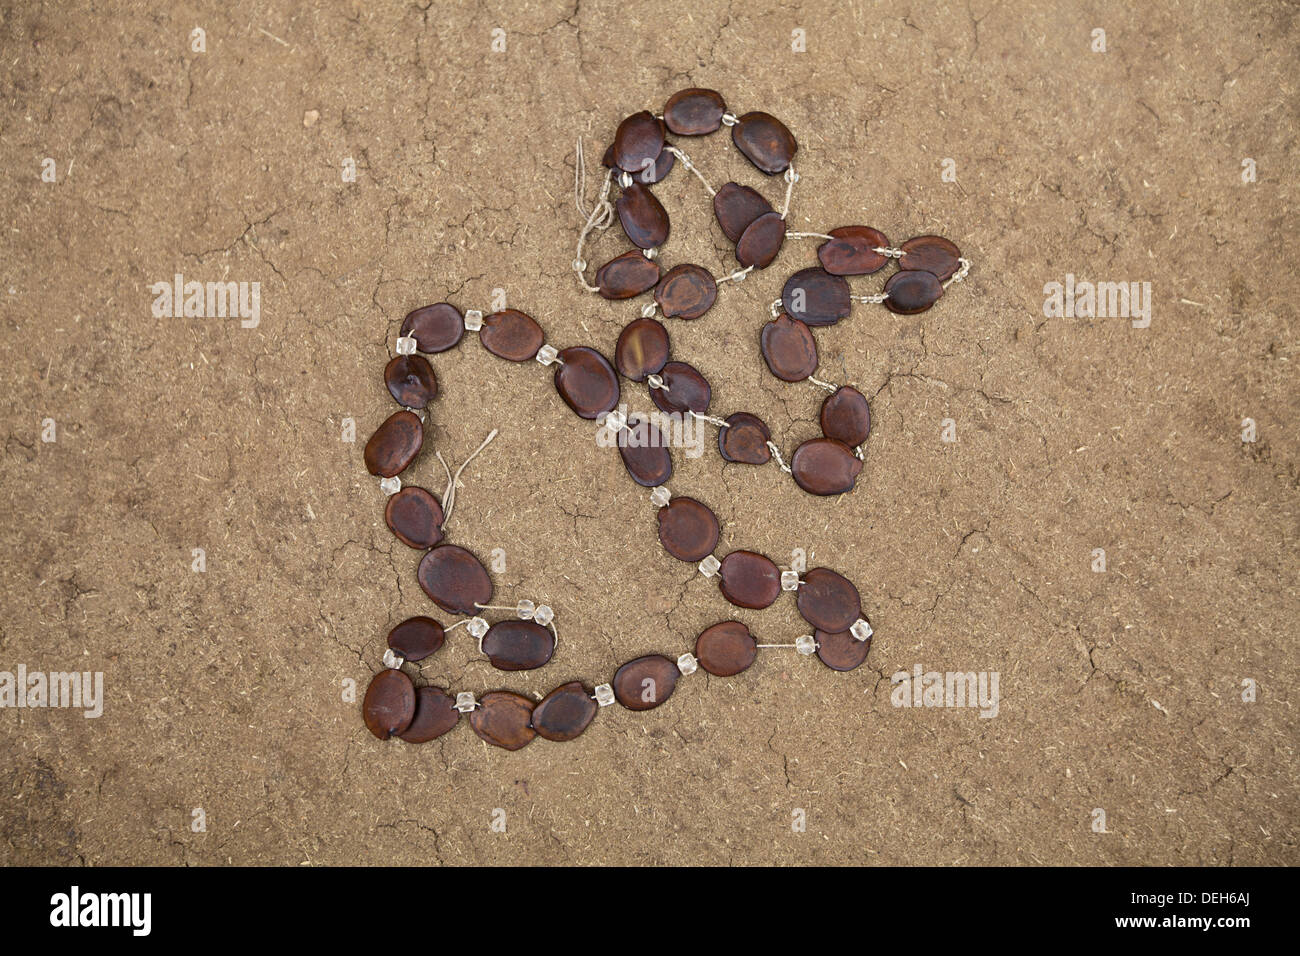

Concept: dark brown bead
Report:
left=656, top=496, right=719, bottom=562
left=815, top=629, right=870, bottom=671
left=713, top=182, right=773, bottom=242
left=900, top=235, right=962, bottom=281
left=616, top=182, right=670, bottom=249
left=417, top=544, right=493, bottom=615
left=601, top=142, right=617, bottom=168
left=364, top=410, right=423, bottom=477
left=782, top=267, right=851, bottom=326
left=613, top=655, right=679, bottom=710
left=397, top=686, right=460, bottom=743
left=387, top=616, right=445, bottom=662
left=736, top=211, right=786, bottom=269
left=620, top=415, right=673, bottom=487
left=817, top=226, right=890, bottom=276
left=718, top=413, right=772, bottom=465
left=883, top=270, right=944, bottom=315
left=468, top=691, right=536, bottom=751
left=650, top=361, right=711, bottom=415
left=790, top=438, right=862, bottom=496
left=615, top=317, right=670, bottom=381
left=597, top=250, right=662, bottom=300
left=629, top=146, right=675, bottom=185
left=612, top=110, right=665, bottom=174
left=820, top=386, right=871, bottom=447
left=663, top=88, right=726, bottom=135
left=797, top=567, right=862, bottom=633
left=362, top=669, right=415, bottom=740
left=695, top=621, right=757, bottom=677
left=384, top=486, right=445, bottom=549
left=401, top=303, right=464, bottom=353
left=384, top=355, right=438, bottom=409
left=718, top=550, right=781, bottom=610
left=482, top=620, right=555, bottom=671
left=654, top=264, right=717, bottom=319
left=554, top=347, right=620, bottom=420
left=480, top=309, right=545, bottom=361
left=731, top=111, right=797, bottom=175
left=760, top=314, right=818, bottom=382
left=532, top=681, right=598, bottom=742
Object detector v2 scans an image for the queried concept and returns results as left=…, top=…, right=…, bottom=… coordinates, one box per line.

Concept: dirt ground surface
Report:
left=1, top=0, right=1296, bottom=866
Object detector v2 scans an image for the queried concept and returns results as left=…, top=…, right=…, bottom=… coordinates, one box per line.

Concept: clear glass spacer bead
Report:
left=536, top=344, right=559, bottom=366
left=676, top=652, right=698, bottom=676
left=594, top=683, right=616, bottom=707
left=851, top=618, right=873, bottom=642
left=516, top=599, right=536, bottom=620
left=603, top=409, right=627, bottom=433
left=379, top=476, right=401, bottom=496
left=698, top=554, right=721, bottom=577
left=382, top=648, right=404, bottom=669
left=464, top=309, right=484, bottom=331
left=533, top=604, right=554, bottom=626
left=650, top=486, right=671, bottom=508
left=466, top=616, right=489, bottom=639
left=396, top=334, right=418, bottom=355
left=795, top=635, right=817, bottom=655
left=646, top=373, right=666, bottom=390
left=454, top=692, right=477, bottom=713
left=781, top=570, right=800, bottom=591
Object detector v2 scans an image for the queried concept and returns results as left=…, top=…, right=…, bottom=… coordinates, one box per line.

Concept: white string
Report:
left=873, top=246, right=905, bottom=258
left=665, top=146, right=716, bottom=197
left=769, top=297, right=783, bottom=316
left=716, top=265, right=754, bottom=284
left=943, top=257, right=972, bottom=288
left=687, top=410, right=731, bottom=428
left=767, top=440, right=792, bottom=473
left=786, top=231, right=832, bottom=240
left=779, top=166, right=799, bottom=219
left=807, top=375, right=839, bottom=393
left=853, top=293, right=889, bottom=304
left=573, top=138, right=615, bottom=293
left=436, top=429, right=498, bottom=525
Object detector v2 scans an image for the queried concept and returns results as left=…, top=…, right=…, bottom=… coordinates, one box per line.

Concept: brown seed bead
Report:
left=480, top=309, right=545, bottom=361
left=616, top=182, right=670, bottom=249
left=760, top=314, right=818, bottom=382
left=817, top=226, right=890, bottom=276
left=555, top=346, right=620, bottom=420
left=482, top=620, right=555, bottom=671
left=718, top=550, right=781, bottom=610
left=601, top=142, right=617, bottom=168
left=695, top=621, right=758, bottom=677
left=364, top=410, right=423, bottom=477
left=401, top=303, right=464, bottom=353
left=718, top=412, right=772, bottom=465
left=820, top=386, right=871, bottom=447
left=782, top=267, right=851, bottom=326
left=362, top=669, right=415, bottom=740
left=736, top=211, right=786, bottom=269
left=384, top=486, right=445, bottom=549
left=613, top=655, right=679, bottom=711
left=797, top=567, right=862, bottom=633
left=900, top=235, right=962, bottom=282
left=663, top=87, right=726, bottom=135
left=417, top=544, right=493, bottom=615
left=790, top=438, right=863, bottom=496
left=656, top=496, right=720, bottom=562
left=397, top=686, right=460, bottom=743
left=619, top=415, right=673, bottom=487
left=387, top=616, right=445, bottom=662
left=615, top=317, right=670, bottom=381
left=629, top=146, right=675, bottom=185
left=612, top=110, right=665, bottom=174
left=883, top=270, right=944, bottom=315
left=650, top=361, right=711, bottom=415
left=532, top=682, right=598, bottom=742
left=731, top=111, right=798, bottom=175
left=713, top=182, right=773, bottom=242
left=815, top=629, right=870, bottom=672
left=597, top=250, right=662, bottom=300
left=384, top=355, right=438, bottom=409
left=468, top=691, right=536, bottom=751
left=654, top=264, right=717, bottom=319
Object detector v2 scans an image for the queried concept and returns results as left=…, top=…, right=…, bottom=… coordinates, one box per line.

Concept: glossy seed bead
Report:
left=718, top=412, right=772, bottom=465
left=613, top=655, right=679, bottom=710
left=597, top=250, right=662, bottom=300
left=718, top=550, right=781, bottom=610
left=663, top=88, right=726, bottom=135
left=616, top=183, right=670, bottom=249
left=384, top=486, right=445, bottom=549
left=468, top=691, right=536, bottom=750
left=401, top=303, right=465, bottom=353
left=650, top=361, right=711, bottom=415
left=387, top=616, right=445, bottom=662
left=417, top=544, right=493, bottom=615
left=481, top=620, right=555, bottom=671
left=384, top=355, right=438, bottom=409
left=613, top=110, right=665, bottom=174
left=695, top=621, right=758, bottom=677
left=654, top=264, right=717, bottom=320
left=554, top=346, right=620, bottom=420
left=713, top=182, right=774, bottom=242
left=731, top=111, right=798, bottom=175
left=656, top=496, right=720, bottom=562
left=782, top=267, right=851, bottom=326
left=820, top=386, right=871, bottom=447
left=815, top=628, right=871, bottom=671
left=532, top=681, right=598, bottom=742
left=362, top=669, right=416, bottom=740
left=883, top=269, right=945, bottom=315
left=817, top=226, right=890, bottom=276
left=615, top=317, right=670, bottom=381
left=364, top=410, right=423, bottom=478
left=629, top=146, right=676, bottom=185
left=797, top=567, right=862, bottom=633
left=790, top=438, right=863, bottom=496
left=397, top=686, right=460, bottom=743
left=620, top=415, right=673, bottom=487
left=900, top=235, right=962, bottom=281
left=479, top=309, right=545, bottom=361
left=760, top=314, right=818, bottom=382
left=736, top=211, right=786, bottom=269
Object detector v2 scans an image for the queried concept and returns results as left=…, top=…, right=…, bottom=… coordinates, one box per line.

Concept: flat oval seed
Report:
left=468, top=691, right=536, bottom=751
left=384, top=486, right=445, bottom=549
left=615, top=317, right=670, bottom=381
left=731, top=111, right=798, bottom=175
left=790, top=438, right=863, bottom=496
left=820, top=386, right=871, bottom=447
left=401, top=303, right=464, bottom=353
left=397, top=686, right=460, bottom=743
left=782, top=267, right=851, bottom=326
left=760, top=314, right=818, bottom=382
left=480, top=309, right=545, bottom=361
left=815, top=629, right=871, bottom=672
left=718, top=412, right=771, bottom=464
left=900, top=235, right=962, bottom=281
left=555, top=346, right=620, bottom=420
left=385, top=355, right=438, bottom=408
left=736, top=211, right=786, bottom=268
left=616, top=182, right=670, bottom=249
left=482, top=620, right=555, bottom=671
left=417, top=544, right=493, bottom=615
left=695, top=621, right=758, bottom=677
left=364, top=410, right=423, bottom=477
left=387, top=616, right=445, bottom=662
left=613, top=655, right=679, bottom=710
left=620, top=415, right=673, bottom=487
left=817, top=226, right=890, bottom=276
left=613, top=110, right=665, bottom=173
left=718, top=550, right=781, bottom=610
left=654, top=264, right=717, bottom=319
left=362, top=669, right=415, bottom=740
left=656, top=496, right=720, bottom=562
left=629, top=146, right=675, bottom=185
left=532, top=681, right=598, bottom=742
left=883, top=270, right=944, bottom=315
left=650, top=361, right=711, bottom=415
left=797, top=567, right=862, bottom=633
left=713, top=182, right=773, bottom=242
left=663, top=87, right=726, bottom=135
left=597, top=250, right=662, bottom=300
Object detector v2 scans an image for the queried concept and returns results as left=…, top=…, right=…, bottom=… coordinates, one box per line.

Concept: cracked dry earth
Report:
left=1, top=0, right=1297, bottom=866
